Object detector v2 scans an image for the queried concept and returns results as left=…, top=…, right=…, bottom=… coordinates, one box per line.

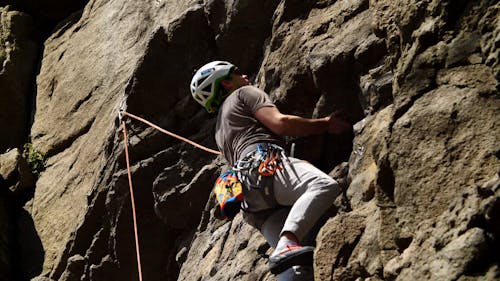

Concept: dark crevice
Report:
left=443, top=0, right=474, bottom=32
left=339, top=0, right=370, bottom=25
left=0, top=0, right=89, bottom=40
left=395, top=236, right=413, bottom=253
left=49, top=9, right=84, bottom=40
left=275, top=0, right=316, bottom=26
left=390, top=90, right=422, bottom=133
left=390, top=68, right=438, bottom=133
left=10, top=203, right=44, bottom=281
left=334, top=228, right=364, bottom=269
left=197, top=195, right=218, bottom=233
left=376, top=155, right=395, bottom=203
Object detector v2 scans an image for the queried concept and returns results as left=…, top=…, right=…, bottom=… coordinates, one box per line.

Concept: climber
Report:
left=190, top=61, right=351, bottom=276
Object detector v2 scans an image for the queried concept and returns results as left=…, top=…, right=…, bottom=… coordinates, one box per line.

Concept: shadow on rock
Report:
left=13, top=208, right=44, bottom=281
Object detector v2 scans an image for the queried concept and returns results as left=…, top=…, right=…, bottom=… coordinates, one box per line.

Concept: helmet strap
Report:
left=229, top=76, right=241, bottom=92
left=204, top=71, right=240, bottom=113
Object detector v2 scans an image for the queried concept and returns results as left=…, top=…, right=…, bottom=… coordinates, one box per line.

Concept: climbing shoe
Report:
left=268, top=245, right=314, bottom=275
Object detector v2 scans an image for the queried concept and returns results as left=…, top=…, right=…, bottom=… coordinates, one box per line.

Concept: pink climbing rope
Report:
left=120, top=111, right=221, bottom=155
left=119, top=110, right=220, bottom=280
left=121, top=120, right=144, bottom=281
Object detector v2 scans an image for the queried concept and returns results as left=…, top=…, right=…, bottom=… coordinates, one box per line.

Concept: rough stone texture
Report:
left=389, top=73, right=499, bottom=239
left=0, top=149, right=38, bottom=281
left=0, top=148, right=35, bottom=200
left=314, top=209, right=368, bottom=280
left=256, top=0, right=370, bottom=170
left=384, top=175, right=500, bottom=280
left=347, top=106, right=392, bottom=209
left=204, top=0, right=281, bottom=74
left=0, top=7, right=38, bottom=153
left=0, top=0, right=497, bottom=280
left=177, top=210, right=273, bottom=281
left=29, top=0, right=207, bottom=278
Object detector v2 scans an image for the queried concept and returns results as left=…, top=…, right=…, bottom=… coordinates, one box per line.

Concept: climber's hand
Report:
left=327, top=110, right=352, bottom=135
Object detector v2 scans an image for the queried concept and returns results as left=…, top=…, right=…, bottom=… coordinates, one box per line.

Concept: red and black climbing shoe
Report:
left=268, top=245, right=314, bottom=275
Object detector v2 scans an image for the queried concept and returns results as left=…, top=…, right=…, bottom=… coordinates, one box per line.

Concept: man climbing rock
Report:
left=190, top=61, right=351, bottom=278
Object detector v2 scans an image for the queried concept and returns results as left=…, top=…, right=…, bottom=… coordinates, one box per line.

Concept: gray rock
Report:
left=0, top=148, right=35, bottom=200
left=0, top=7, right=38, bottom=153
left=59, top=254, right=85, bottom=281
left=384, top=181, right=500, bottom=281
left=314, top=209, right=368, bottom=280
left=7, top=0, right=498, bottom=280
left=29, top=0, right=202, bottom=277
left=30, top=277, right=54, bottom=281
left=177, top=211, right=272, bottom=281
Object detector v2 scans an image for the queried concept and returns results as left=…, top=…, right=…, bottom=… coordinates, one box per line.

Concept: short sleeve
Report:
left=238, top=86, right=276, bottom=114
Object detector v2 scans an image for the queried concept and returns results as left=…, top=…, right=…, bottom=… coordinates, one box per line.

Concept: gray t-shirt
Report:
left=215, top=85, right=283, bottom=165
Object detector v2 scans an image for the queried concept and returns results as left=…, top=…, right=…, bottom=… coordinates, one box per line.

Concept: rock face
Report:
left=0, top=148, right=38, bottom=281
left=29, top=1, right=209, bottom=279
left=0, top=148, right=35, bottom=202
left=0, top=6, right=38, bottom=153
left=0, top=0, right=498, bottom=280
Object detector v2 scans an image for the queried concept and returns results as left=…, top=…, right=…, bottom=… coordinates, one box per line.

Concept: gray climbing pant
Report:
left=242, top=156, right=340, bottom=242
left=241, top=155, right=340, bottom=280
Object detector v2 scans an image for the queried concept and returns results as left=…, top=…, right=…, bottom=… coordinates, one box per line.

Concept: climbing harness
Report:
left=210, top=143, right=285, bottom=220
left=235, top=143, right=286, bottom=176
left=234, top=143, right=288, bottom=212
left=119, top=109, right=221, bottom=281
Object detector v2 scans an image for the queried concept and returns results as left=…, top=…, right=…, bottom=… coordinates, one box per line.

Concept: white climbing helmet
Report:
left=190, top=61, right=235, bottom=113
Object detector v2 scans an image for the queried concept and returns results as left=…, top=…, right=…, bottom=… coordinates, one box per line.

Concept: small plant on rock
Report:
left=22, top=143, right=46, bottom=176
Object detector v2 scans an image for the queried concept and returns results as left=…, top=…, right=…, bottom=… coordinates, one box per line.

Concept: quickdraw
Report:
left=256, top=144, right=284, bottom=177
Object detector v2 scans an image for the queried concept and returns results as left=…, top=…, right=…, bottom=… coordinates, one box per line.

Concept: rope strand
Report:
left=121, top=111, right=221, bottom=155
left=119, top=110, right=220, bottom=280
left=121, top=120, right=144, bottom=281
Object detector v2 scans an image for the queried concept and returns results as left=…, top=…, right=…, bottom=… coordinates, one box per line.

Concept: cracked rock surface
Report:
left=0, top=0, right=498, bottom=280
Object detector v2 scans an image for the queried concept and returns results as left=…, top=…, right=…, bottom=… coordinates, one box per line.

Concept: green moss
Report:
left=22, top=143, right=46, bottom=176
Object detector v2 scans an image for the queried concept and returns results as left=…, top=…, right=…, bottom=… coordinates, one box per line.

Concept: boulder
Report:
left=314, top=206, right=370, bottom=280
left=0, top=148, right=35, bottom=201
left=0, top=150, right=42, bottom=280
left=0, top=7, right=38, bottom=153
